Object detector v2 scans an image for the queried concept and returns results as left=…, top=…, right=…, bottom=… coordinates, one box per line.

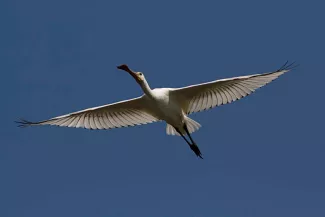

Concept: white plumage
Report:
left=17, top=62, right=297, bottom=158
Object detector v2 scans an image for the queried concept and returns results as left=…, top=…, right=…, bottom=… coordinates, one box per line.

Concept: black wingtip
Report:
left=15, top=118, right=34, bottom=128
left=276, top=61, right=299, bottom=72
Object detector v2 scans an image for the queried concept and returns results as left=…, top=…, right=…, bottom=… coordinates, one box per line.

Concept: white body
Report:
left=143, top=88, right=184, bottom=130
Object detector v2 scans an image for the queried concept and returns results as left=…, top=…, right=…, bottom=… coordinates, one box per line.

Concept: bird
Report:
left=16, top=61, right=297, bottom=159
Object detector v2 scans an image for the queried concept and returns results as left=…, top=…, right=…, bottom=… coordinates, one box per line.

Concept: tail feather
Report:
left=186, top=117, right=201, bottom=133
left=166, top=124, right=180, bottom=136
left=166, top=117, right=201, bottom=136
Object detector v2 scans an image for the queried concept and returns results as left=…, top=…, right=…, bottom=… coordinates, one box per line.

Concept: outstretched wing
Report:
left=16, top=96, right=160, bottom=130
left=171, top=61, right=297, bottom=114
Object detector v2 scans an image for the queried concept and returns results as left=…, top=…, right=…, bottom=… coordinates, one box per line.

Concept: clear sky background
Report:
left=1, top=0, right=324, bottom=216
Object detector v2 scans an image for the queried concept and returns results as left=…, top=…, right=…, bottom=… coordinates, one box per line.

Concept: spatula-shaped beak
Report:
left=117, top=64, right=140, bottom=82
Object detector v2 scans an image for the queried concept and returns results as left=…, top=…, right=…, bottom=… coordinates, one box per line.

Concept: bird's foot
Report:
left=190, top=143, right=203, bottom=159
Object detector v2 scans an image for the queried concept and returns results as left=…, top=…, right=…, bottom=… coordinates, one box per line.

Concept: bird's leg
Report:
left=175, top=128, right=192, bottom=147
left=183, top=124, right=195, bottom=144
left=183, top=124, right=203, bottom=159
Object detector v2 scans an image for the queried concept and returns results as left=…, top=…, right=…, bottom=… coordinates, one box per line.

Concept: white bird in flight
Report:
left=17, top=61, right=297, bottom=159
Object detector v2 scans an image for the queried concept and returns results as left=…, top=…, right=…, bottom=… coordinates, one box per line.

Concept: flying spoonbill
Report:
left=16, top=62, right=297, bottom=159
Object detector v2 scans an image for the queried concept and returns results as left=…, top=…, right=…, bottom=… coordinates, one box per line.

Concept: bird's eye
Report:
left=138, top=73, right=143, bottom=76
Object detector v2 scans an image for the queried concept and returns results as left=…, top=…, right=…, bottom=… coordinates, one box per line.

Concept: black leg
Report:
left=175, top=128, right=192, bottom=147
left=183, top=124, right=195, bottom=144
left=183, top=124, right=203, bottom=159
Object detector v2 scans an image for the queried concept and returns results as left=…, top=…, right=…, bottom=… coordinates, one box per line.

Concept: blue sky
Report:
left=1, top=0, right=324, bottom=216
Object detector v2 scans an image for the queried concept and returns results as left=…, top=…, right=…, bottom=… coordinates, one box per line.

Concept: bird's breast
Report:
left=146, top=89, right=185, bottom=127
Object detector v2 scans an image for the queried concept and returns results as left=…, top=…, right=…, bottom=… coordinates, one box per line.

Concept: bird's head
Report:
left=117, top=64, right=144, bottom=83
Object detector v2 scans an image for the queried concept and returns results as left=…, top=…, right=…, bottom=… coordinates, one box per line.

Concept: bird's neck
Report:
left=140, top=80, right=154, bottom=98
